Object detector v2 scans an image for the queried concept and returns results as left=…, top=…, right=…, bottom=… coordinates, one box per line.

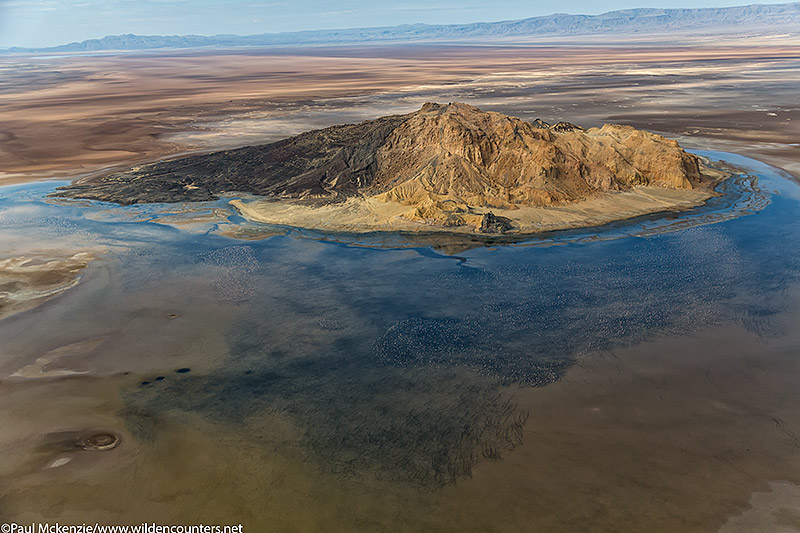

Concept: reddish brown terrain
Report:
left=1, top=39, right=799, bottom=186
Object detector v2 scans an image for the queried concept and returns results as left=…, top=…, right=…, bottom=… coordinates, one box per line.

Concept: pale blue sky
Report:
left=0, top=0, right=764, bottom=48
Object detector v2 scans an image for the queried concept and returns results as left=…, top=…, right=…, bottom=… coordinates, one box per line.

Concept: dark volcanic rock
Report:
left=478, top=212, right=515, bottom=234
left=55, top=112, right=410, bottom=205
left=550, top=121, right=584, bottom=133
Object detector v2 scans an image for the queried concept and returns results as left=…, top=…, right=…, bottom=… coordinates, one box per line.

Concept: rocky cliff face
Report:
left=367, top=102, right=701, bottom=225
left=55, top=103, right=704, bottom=229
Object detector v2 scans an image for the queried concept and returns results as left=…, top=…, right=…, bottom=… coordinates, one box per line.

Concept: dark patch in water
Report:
left=127, top=360, right=528, bottom=487
left=739, top=306, right=783, bottom=338
left=175, top=368, right=191, bottom=374
left=121, top=406, right=159, bottom=444
left=374, top=316, right=570, bottom=386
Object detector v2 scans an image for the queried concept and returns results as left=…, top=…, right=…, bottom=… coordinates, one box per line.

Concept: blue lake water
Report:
left=1, top=152, right=799, bottom=530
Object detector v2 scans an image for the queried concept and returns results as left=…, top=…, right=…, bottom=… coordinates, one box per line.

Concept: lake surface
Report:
left=1, top=152, right=800, bottom=531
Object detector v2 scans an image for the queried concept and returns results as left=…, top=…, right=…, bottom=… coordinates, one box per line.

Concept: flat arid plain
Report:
left=3, top=35, right=799, bottom=183
left=2, top=25, right=800, bottom=533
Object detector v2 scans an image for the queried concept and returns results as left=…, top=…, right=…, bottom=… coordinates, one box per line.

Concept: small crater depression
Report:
left=79, top=432, right=121, bottom=451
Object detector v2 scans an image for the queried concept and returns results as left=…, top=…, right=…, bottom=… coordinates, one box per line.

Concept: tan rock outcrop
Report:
left=369, top=103, right=701, bottom=227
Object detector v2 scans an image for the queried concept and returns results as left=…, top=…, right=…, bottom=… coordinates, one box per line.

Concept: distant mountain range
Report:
left=6, top=2, right=800, bottom=53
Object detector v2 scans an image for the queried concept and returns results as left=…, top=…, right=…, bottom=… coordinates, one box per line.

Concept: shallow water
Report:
left=1, top=152, right=799, bottom=531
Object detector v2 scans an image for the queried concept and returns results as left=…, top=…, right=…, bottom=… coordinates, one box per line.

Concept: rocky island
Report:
left=55, top=103, right=727, bottom=234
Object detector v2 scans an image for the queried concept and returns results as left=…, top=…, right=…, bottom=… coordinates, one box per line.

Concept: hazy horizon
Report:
left=1, top=0, right=792, bottom=48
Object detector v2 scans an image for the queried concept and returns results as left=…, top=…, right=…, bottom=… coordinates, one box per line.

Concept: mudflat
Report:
left=0, top=251, right=95, bottom=320
left=2, top=37, right=799, bottom=187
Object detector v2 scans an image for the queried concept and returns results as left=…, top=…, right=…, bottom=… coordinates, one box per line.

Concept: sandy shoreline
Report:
left=230, top=186, right=718, bottom=235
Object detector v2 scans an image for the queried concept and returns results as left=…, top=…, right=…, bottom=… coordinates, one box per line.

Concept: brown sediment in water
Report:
left=2, top=319, right=800, bottom=531
left=720, top=481, right=800, bottom=532
left=433, top=316, right=800, bottom=531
